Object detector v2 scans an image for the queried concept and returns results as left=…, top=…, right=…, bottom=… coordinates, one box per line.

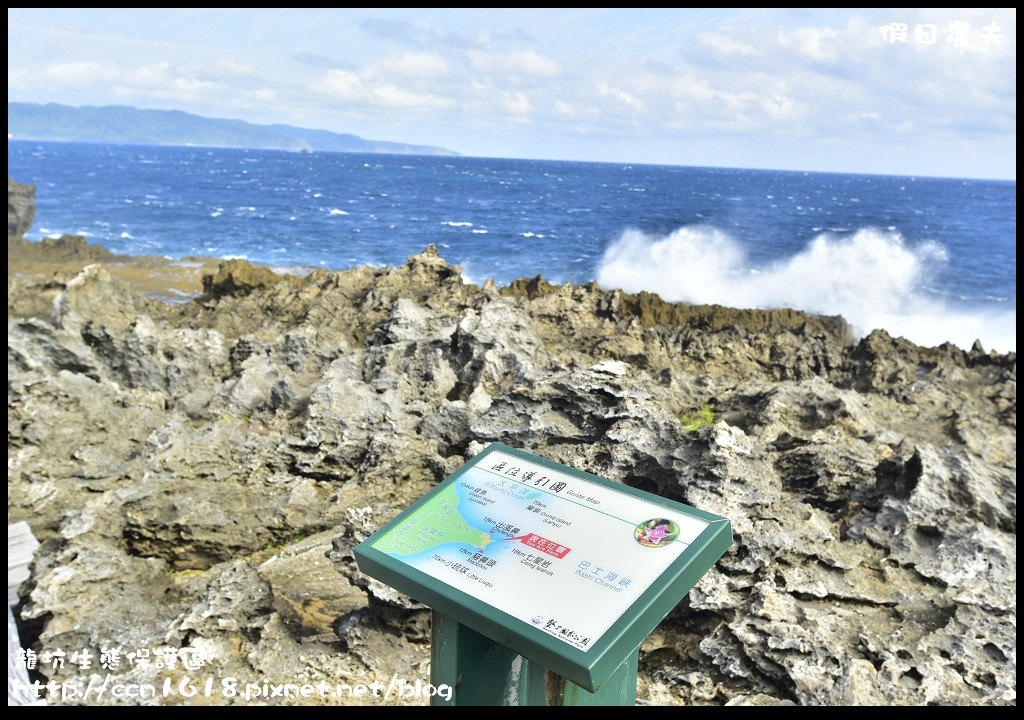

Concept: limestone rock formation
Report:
left=8, top=177, right=36, bottom=238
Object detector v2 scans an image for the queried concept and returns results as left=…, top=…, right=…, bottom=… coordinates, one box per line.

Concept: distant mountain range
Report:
left=7, top=102, right=459, bottom=156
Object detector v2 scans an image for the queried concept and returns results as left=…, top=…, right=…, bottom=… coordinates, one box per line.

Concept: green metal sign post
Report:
left=354, top=443, right=732, bottom=706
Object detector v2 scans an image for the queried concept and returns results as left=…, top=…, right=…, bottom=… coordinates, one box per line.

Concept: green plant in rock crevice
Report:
left=679, top=404, right=715, bottom=432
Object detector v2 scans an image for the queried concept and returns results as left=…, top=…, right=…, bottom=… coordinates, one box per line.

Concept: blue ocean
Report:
left=8, top=141, right=1016, bottom=352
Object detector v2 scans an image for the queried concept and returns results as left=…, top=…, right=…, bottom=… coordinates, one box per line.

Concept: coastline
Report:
left=10, top=141, right=1016, bottom=355
left=8, top=180, right=1016, bottom=706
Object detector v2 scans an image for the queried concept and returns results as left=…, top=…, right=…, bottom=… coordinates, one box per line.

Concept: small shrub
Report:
left=679, top=404, right=715, bottom=432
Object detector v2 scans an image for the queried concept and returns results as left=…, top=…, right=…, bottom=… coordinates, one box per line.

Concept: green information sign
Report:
left=354, top=443, right=732, bottom=703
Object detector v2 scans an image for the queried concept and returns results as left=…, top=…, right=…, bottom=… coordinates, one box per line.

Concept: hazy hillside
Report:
left=7, top=102, right=458, bottom=156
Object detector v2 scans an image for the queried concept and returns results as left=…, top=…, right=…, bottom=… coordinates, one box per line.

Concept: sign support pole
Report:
left=430, top=610, right=638, bottom=706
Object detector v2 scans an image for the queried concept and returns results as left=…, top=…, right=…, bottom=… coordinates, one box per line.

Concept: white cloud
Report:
left=500, top=90, right=531, bottom=116
left=129, top=62, right=176, bottom=86
left=34, top=60, right=124, bottom=85
left=213, top=59, right=260, bottom=77
left=577, top=8, right=1014, bottom=156
left=778, top=26, right=841, bottom=62
left=162, top=76, right=219, bottom=100
left=236, top=87, right=278, bottom=105
left=553, top=100, right=599, bottom=120
left=368, top=52, right=449, bottom=80
left=760, top=93, right=796, bottom=120
left=696, top=29, right=757, bottom=57
left=467, top=49, right=561, bottom=78
left=594, top=80, right=642, bottom=112
left=372, top=84, right=453, bottom=109
left=317, top=68, right=452, bottom=110
left=6, top=8, right=1015, bottom=176
left=320, top=69, right=364, bottom=102
left=9, top=60, right=222, bottom=103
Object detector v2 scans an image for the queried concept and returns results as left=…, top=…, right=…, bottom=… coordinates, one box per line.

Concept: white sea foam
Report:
left=269, top=265, right=315, bottom=278
left=442, top=221, right=473, bottom=227
left=596, top=226, right=1016, bottom=352
left=459, top=261, right=486, bottom=286
left=328, top=208, right=349, bottom=216
left=471, top=229, right=489, bottom=234
left=120, top=232, right=133, bottom=239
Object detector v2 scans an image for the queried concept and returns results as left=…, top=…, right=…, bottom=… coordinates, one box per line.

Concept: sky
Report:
left=7, top=8, right=1017, bottom=180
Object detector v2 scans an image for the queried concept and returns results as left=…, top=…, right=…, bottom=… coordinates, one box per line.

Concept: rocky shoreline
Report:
left=8, top=178, right=1016, bottom=705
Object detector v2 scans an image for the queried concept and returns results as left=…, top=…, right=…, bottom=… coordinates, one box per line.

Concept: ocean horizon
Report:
left=8, top=140, right=1017, bottom=353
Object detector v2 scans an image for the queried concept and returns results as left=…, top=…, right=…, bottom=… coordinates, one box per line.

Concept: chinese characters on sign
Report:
left=878, top=20, right=1004, bottom=47
left=488, top=460, right=569, bottom=494
left=372, top=449, right=711, bottom=651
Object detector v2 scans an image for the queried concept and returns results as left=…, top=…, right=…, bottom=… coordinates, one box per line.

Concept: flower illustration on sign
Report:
left=644, top=524, right=668, bottom=544
left=634, top=518, right=680, bottom=548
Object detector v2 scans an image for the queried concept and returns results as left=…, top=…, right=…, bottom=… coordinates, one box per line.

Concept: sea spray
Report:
left=10, top=141, right=1015, bottom=352
left=596, top=226, right=1015, bottom=352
